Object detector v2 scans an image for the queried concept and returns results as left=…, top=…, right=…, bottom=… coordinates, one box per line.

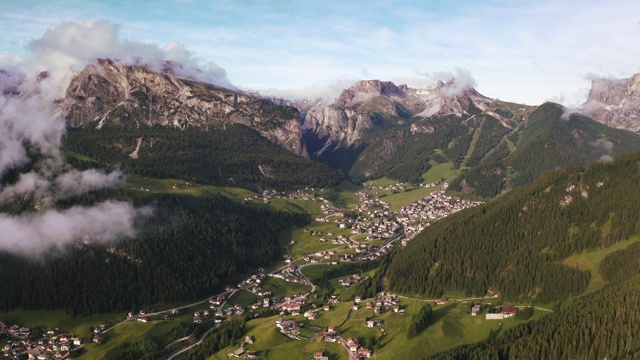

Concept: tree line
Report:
left=63, top=123, right=340, bottom=191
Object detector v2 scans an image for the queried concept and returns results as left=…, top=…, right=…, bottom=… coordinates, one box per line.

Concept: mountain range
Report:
left=4, top=58, right=640, bottom=359
left=58, top=60, right=640, bottom=198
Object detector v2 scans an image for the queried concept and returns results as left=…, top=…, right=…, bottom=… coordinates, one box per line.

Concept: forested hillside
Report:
left=450, top=103, right=640, bottom=197
left=0, top=193, right=306, bottom=316
left=386, top=151, right=640, bottom=302
left=63, top=123, right=340, bottom=190
left=425, top=275, right=640, bottom=360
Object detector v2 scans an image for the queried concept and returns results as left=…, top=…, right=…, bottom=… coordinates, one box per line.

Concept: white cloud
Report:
left=0, top=20, right=195, bottom=256
left=0, top=201, right=150, bottom=257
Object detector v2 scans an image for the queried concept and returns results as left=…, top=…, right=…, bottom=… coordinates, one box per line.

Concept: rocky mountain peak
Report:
left=412, top=80, right=492, bottom=118
left=334, top=80, right=408, bottom=108
left=580, top=73, right=640, bottom=132
left=62, top=59, right=308, bottom=157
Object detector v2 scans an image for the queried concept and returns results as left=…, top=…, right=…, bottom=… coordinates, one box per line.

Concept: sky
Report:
left=2, top=0, right=640, bottom=106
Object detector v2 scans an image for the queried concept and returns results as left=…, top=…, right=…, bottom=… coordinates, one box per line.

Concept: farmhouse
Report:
left=502, top=305, right=518, bottom=318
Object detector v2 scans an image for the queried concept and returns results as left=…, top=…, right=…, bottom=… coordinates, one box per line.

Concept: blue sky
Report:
left=1, top=0, right=640, bottom=105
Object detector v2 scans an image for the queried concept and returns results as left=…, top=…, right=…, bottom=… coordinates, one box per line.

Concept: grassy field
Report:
left=282, top=222, right=352, bottom=259
left=301, top=264, right=332, bottom=282
left=0, top=310, right=123, bottom=338
left=77, top=320, right=183, bottom=359
left=562, top=235, right=640, bottom=293
left=263, top=337, right=347, bottom=360
left=382, top=186, right=436, bottom=212
left=267, top=198, right=324, bottom=217
left=421, top=162, right=459, bottom=183
left=227, top=290, right=262, bottom=308
left=126, top=175, right=255, bottom=200
left=261, top=277, right=311, bottom=297
left=355, top=300, right=543, bottom=359
left=64, top=150, right=98, bottom=163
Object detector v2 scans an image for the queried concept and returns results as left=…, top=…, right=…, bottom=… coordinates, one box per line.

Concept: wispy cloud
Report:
left=2, top=1, right=640, bottom=105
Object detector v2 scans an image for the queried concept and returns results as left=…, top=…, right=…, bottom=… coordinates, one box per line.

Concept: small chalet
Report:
left=358, top=347, right=373, bottom=358
left=233, top=347, right=245, bottom=357
left=366, top=320, right=375, bottom=328
left=347, top=338, right=359, bottom=353
left=502, top=305, right=518, bottom=318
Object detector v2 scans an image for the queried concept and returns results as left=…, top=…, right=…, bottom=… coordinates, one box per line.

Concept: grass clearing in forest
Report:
left=365, top=301, right=543, bottom=359
left=280, top=221, right=352, bottom=259
left=261, top=277, right=311, bottom=297
left=382, top=186, right=436, bottom=212
left=562, top=235, right=640, bottom=293
left=227, top=290, right=262, bottom=308
left=125, top=175, right=255, bottom=200
left=421, top=162, right=459, bottom=183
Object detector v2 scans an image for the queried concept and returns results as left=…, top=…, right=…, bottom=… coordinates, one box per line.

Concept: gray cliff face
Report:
left=63, top=59, right=308, bottom=157
left=301, top=79, right=494, bottom=154
left=580, top=74, right=640, bottom=132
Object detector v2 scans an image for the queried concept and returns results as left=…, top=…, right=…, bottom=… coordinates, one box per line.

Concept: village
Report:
left=1, top=180, right=488, bottom=360
left=1, top=322, right=84, bottom=360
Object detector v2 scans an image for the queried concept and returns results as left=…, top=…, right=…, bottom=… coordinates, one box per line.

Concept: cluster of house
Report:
left=280, top=300, right=304, bottom=316
left=313, top=350, right=330, bottom=360
left=364, top=180, right=440, bottom=195
left=275, top=318, right=301, bottom=339
left=338, top=273, right=364, bottom=287
left=351, top=216, right=401, bottom=240
left=345, top=337, right=372, bottom=359
left=353, top=294, right=402, bottom=317
left=396, top=188, right=483, bottom=241
left=317, top=202, right=348, bottom=222
left=2, top=323, right=83, bottom=360
left=243, top=188, right=323, bottom=205
left=469, top=303, right=519, bottom=319
left=170, top=181, right=192, bottom=189
left=237, top=272, right=267, bottom=294
left=303, top=249, right=338, bottom=264
left=231, top=336, right=257, bottom=358
left=271, top=266, right=310, bottom=285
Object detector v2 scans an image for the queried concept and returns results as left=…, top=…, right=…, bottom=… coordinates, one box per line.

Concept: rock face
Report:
left=301, top=79, right=493, bottom=155
left=63, top=59, right=307, bottom=157
left=580, top=74, right=640, bottom=132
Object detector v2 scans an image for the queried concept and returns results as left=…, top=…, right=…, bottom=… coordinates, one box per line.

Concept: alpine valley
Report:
left=3, top=58, right=640, bottom=360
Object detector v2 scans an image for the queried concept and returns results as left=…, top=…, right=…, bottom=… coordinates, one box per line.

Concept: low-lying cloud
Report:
left=0, top=20, right=216, bottom=256
left=410, top=68, right=477, bottom=96
left=0, top=202, right=149, bottom=257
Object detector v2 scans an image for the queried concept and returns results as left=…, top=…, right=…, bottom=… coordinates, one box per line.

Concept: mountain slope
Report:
left=61, top=59, right=341, bottom=190
left=386, top=150, right=640, bottom=302
left=64, top=58, right=307, bottom=157
left=450, top=102, right=640, bottom=196
left=300, top=79, right=515, bottom=181
left=63, top=123, right=340, bottom=190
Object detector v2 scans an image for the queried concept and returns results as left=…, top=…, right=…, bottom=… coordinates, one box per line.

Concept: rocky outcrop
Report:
left=300, top=79, right=494, bottom=152
left=62, top=59, right=307, bottom=157
left=580, top=74, right=640, bottom=132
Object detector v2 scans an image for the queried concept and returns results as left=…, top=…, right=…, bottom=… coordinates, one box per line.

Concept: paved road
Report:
left=166, top=322, right=220, bottom=360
